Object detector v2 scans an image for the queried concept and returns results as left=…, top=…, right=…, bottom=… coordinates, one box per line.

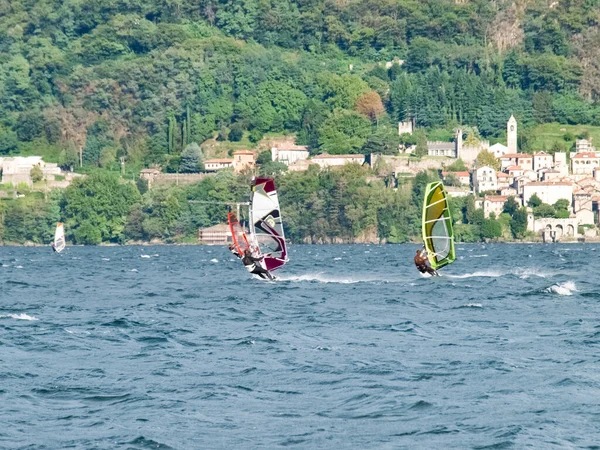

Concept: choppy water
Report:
left=1, top=244, right=599, bottom=449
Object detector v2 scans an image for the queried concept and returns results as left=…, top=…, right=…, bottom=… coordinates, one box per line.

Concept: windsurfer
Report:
left=414, top=247, right=438, bottom=276
left=51, top=242, right=57, bottom=253
left=242, top=249, right=274, bottom=280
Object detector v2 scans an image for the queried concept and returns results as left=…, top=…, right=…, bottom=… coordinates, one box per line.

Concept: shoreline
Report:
left=2, top=240, right=600, bottom=247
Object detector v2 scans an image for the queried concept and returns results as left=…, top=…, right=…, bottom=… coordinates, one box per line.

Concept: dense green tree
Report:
left=15, top=111, right=44, bottom=142
left=228, top=124, right=244, bottom=142
left=533, top=203, right=555, bottom=218
left=503, top=196, right=520, bottom=216
left=30, top=165, right=43, bottom=183
left=179, top=143, right=203, bottom=173
left=61, top=172, right=141, bottom=244
left=475, top=150, right=500, bottom=170
left=361, top=126, right=399, bottom=155
left=317, top=110, right=371, bottom=154
left=480, top=214, right=502, bottom=240
left=510, top=207, right=529, bottom=239
left=528, top=194, right=542, bottom=208
left=446, top=159, right=467, bottom=172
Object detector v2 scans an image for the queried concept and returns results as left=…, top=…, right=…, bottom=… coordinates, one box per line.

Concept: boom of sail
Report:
left=54, top=222, right=66, bottom=253
left=422, top=182, right=455, bottom=270
left=249, top=177, right=288, bottom=272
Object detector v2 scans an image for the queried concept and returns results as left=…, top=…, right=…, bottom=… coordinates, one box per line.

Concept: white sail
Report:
left=54, top=223, right=66, bottom=253
left=249, top=178, right=288, bottom=272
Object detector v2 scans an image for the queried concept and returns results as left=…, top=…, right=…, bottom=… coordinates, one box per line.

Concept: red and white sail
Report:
left=249, top=178, right=288, bottom=272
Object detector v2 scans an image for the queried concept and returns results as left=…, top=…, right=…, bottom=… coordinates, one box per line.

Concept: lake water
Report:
left=1, top=244, right=599, bottom=449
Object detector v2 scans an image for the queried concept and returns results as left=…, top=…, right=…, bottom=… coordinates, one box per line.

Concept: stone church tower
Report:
left=507, top=115, right=517, bottom=153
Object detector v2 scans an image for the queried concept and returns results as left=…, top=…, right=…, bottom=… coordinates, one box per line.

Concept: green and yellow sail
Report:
left=422, top=182, right=455, bottom=270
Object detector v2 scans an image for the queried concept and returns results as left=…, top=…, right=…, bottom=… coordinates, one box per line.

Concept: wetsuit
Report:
left=414, top=249, right=438, bottom=276
left=242, top=253, right=274, bottom=280
left=51, top=243, right=57, bottom=253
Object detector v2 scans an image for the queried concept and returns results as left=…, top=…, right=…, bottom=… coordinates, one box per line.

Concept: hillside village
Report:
left=2, top=115, right=598, bottom=243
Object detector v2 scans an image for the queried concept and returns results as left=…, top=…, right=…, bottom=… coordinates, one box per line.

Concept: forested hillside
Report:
left=0, top=0, right=599, bottom=244
left=1, top=0, right=600, bottom=167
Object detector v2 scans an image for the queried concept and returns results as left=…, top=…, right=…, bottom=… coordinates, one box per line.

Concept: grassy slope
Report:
left=529, top=123, right=600, bottom=152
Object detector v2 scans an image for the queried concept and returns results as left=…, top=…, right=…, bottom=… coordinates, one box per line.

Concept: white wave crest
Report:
left=447, top=270, right=504, bottom=279
left=546, top=281, right=577, bottom=296
left=140, top=254, right=151, bottom=259
left=463, top=303, right=483, bottom=308
left=469, top=254, right=488, bottom=258
left=518, top=268, right=548, bottom=279
left=0, top=313, right=38, bottom=321
left=449, top=267, right=549, bottom=279
left=277, top=273, right=387, bottom=284
left=210, top=258, right=219, bottom=263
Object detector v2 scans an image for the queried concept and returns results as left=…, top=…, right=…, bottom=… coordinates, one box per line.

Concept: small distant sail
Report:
left=422, top=182, right=455, bottom=270
left=54, top=222, right=66, bottom=253
left=227, top=212, right=251, bottom=255
left=249, top=177, right=288, bottom=272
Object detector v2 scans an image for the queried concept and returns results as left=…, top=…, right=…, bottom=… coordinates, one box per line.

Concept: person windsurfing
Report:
left=414, top=247, right=438, bottom=276
left=51, top=242, right=57, bottom=253
left=228, top=244, right=243, bottom=259
left=242, top=249, right=274, bottom=280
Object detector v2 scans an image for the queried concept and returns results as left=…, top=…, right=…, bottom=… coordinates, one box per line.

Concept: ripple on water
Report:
left=2, top=244, right=600, bottom=449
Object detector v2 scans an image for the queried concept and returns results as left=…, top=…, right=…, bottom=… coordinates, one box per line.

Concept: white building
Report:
left=483, top=195, right=512, bottom=218
left=533, top=151, right=553, bottom=172
left=500, top=187, right=518, bottom=197
left=507, top=166, right=524, bottom=178
left=542, top=169, right=562, bottom=182
left=445, top=186, right=472, bottom=197
left=473, top=166, right=498, bottom=194
left=530, top=218, right=579, bottom=240
left=507, top=115, right=517, bottom=154
left=0, top=156, right=63, bottom=187
left=398, top=118, right=414, bottom=135
left=427, top=141, right=456, bottom=157
left=576, top=139, right=594, bottom=153
left=570, top=152, right=600, bottom=175
left=496, top=172, right=511, bottom=189
left=522, top=181, right=573, bottom=206
left=441, top=171, right=470, bottom=186
left=515, top=175, right=533, bottom=196
left=271, top=145, right=309, bottom=166
left=311, top=154, right=365, bottom=168
left=553, top=152, right=569, bottom=177
left=489, top=143, right=509, bottom=158
left=204, top=159, right=234, bottom=171
left=287, top=159, right=317, bottom=172
left=500, top=153, right=533, bottom=171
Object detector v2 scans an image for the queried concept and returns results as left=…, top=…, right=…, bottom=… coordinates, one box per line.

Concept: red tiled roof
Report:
left=501, top=153, right=531, bottom=158
left=572, top=152, right=598, bottom=159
